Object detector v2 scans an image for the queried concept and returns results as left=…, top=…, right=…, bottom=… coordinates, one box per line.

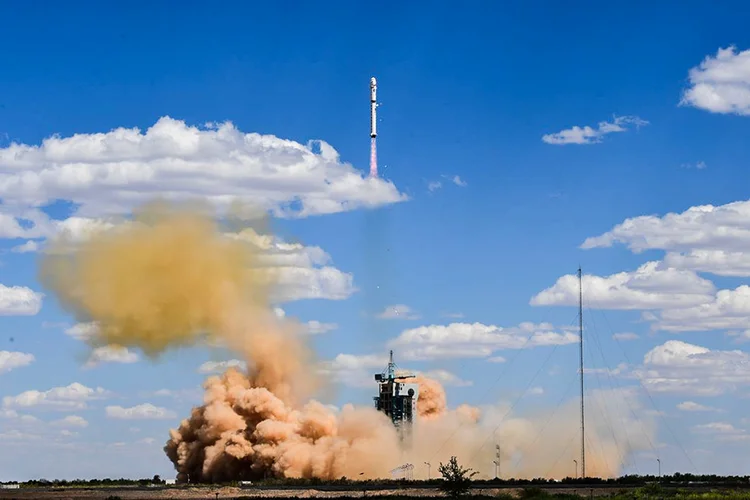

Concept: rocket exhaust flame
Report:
left=38, top=200, right=656, bottom=482
left=369, top=77, right=378, bottom=178
left=370, top=137, right=377, bottom=178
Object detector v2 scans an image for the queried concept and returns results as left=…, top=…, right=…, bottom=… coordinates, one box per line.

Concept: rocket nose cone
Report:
left=370, top=77, right=377, bottom=86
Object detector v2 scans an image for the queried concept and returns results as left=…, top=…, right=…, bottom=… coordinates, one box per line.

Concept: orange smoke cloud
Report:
left=414, top=375, right=447, bottom=420
left=165, top=368, right=402, bottom=482
left=37, top=200, right=656, bottom=482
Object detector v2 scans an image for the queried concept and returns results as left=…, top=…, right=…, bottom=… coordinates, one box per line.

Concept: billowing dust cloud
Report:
left=39, top=201, right=655, bottom=482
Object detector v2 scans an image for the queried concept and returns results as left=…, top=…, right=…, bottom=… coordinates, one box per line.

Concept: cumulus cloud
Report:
left=692, top=422, right=750, bottom=442
left=105, top=403, right=176, bottom=420
left=318, top=353, right=389, bottom=388
left=389, top=322, right=578, bottom=361
left=0, top=351, right=35, bottom=374
left=530, top=262, right=715, bottom=310
left=10, top=240, right=40, bottom=253
left=3, top=383, right=110, bottom=411
left=63, top=323, right=139, bottom=367
left=303, top=320, right=338, bottom=335
left=84, top=346, right=139, bottom=368
left=677, top=401, right=722, bottom=412
left=652, top=285, right=750, bottom=332
left=213, top=228, right=356, bottom=302
left=0, top=284, right=43, bottom=315
left=0, top=117, right=407, bottom=235
left=630, top=340, right=750, bottom=396
left=580, top=199, right=750, bottom=278
left=542, top=115, right=648, bottom=145
left=376, top=304, right=420, bottom=320
left=680, top=46, right=750, bottom=115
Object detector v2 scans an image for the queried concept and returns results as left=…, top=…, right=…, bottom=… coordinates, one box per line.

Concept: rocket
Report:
left=370, top=77, right=377, bottom=138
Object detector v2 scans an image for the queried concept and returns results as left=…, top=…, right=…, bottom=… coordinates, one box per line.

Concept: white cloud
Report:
left=303, top=320, right=338, bottom=335
left=580, top=199, right=750, bottom=278
left=0, top=117, right=407, bottom=234
left=389, top=321, right=578, bottom=361
left=0, top=409, right=39, bottom=423
left=530, top=261, right=715, bottom=310
left=10, top=240, right=40, bottom=253
left=451, top=175, right=467, bottom=187
left=630, top=340, right=750, bottom=396
left=105, top=403, right=176, bottom=420
left=612, top=332, right=639, bottom=341
left=487, top=356, right=506, bottom=363
left=376, top=304, right=420, bottom=320
left=692, top=422, right=750, bottom=442
left=428, top=175, right=467, bottom=192
left=427, top=181, right=442, bottom=192
left=0, top=351, right=34, bottom=374
left=63, top=323, right=139, bottom=367
left=677, top=401, right=722, bottom=412
left=542, top=115, right=648, bottom=145
left=680, top=161, right=708, bottom=170
left=680, top=46, right=750, bottom=115
left=529, top=386, right=544, bottom=395
left=224, top=228, right=356, bottom=302
left=0, top=284, right=43, bottom=315
left=324, top=353, right=387, bottom=371
left=64, top=322, right=98, bottom=340
left=652, top=285, right=750, bottom=332
left=84, top=346, right=139, bottom=368
left=51, top=415, right=89, bottom=427
left=197, top=359, right=246, bottom=374
left=318, top=353, right=389, bottom=388
left=441, top=174, right=467, bottom=187
left=420, top=369, right=473, bottom=387
left=3, top=383, right=110, bottom=411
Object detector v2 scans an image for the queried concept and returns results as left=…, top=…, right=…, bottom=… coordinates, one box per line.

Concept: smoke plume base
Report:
left=35, top=200, right=654, bottom=482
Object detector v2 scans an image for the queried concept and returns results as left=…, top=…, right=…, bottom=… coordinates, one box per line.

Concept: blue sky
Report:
left=2, top=0, right=750, bottom=481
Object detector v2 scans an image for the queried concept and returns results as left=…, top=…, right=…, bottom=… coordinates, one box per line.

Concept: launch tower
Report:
left=374, top=350, right=416, bottom=438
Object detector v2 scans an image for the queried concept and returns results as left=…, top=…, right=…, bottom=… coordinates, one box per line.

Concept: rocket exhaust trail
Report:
left=369, top=76, right=378, bottom=178
left=370, top=137, right=377, bottom=178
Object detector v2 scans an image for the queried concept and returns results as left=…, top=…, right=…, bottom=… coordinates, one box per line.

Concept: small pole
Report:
left=657, top=458, right=661, bottom=479
left=495, top=444, right=501, bottom=479
left=574, top=460, right=578, bottom=479
left=424, top=462, right=431, bottom=480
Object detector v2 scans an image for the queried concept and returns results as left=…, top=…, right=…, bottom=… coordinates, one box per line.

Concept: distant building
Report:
left=165, top=479, right=176, bottom=485
left=0, top=484, right=20, bottom=489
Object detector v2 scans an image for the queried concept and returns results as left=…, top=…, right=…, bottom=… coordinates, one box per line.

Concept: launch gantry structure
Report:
left=374, top=350, right=416, bottom=439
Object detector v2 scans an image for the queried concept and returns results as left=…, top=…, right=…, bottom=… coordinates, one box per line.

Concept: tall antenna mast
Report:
left=578, top=266, right=586, bottom=478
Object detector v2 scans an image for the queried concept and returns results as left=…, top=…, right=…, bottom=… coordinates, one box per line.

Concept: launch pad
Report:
left=373, top=350, right=417, bottom=438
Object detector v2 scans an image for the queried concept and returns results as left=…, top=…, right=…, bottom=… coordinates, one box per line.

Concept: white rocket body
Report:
left=370, top=77, right=377, bottom=138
